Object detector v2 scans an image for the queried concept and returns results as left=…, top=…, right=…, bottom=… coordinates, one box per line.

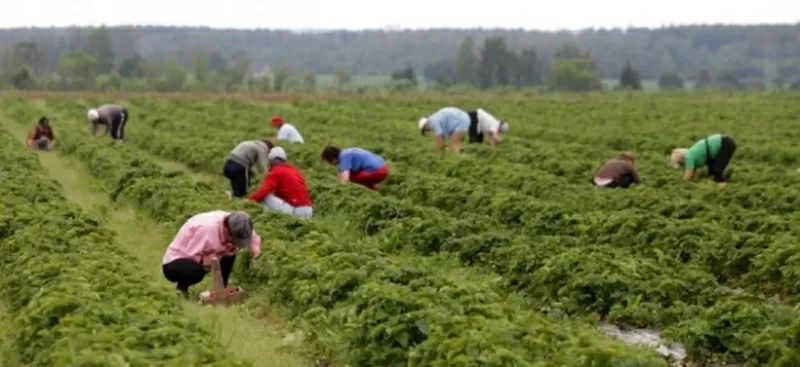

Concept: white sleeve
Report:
left=276, top=125, right=290, bottom=140
left=477, top=109, right=500, bottom=133
left=279, top=125, right=304, bottom=143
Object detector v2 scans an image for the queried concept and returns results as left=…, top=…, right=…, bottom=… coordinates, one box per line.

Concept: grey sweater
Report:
left=229, top=140, right=270, bottom=174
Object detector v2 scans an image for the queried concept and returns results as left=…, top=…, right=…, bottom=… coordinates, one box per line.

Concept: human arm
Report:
left=249, top=172, right=278, bottom=202
left=26, top=128, right=36, bottom=147
left=489, top=131, right=501, bottom=145
left=434, top=136, right=445, bottom=152
left=256, top=149, right=269, bottom=174
left=337, top=153, right=353, bottom=182
left=449, top=137, right=461, bottom=154
left=248, top=231, right=262, bottom=261
left=682, top=170, right=696, bottom=181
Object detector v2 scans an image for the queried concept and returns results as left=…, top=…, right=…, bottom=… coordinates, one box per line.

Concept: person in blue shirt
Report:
left=418, top=106, right=470, bottom=154
left=321, top=146, right=390, bottom=192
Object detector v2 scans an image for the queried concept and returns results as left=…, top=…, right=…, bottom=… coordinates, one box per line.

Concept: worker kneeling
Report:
left=248, top=147, right=313, bottom=218
left=162, top=211, right=262, bottom=298
left=592, top=151, right=642, bottom=188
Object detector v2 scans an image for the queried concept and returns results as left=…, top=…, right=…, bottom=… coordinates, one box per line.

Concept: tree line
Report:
left=1, top=24, right=800, bottom=92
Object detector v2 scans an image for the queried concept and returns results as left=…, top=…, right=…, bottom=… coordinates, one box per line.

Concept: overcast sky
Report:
left=1, top=0, right=798, bottom=30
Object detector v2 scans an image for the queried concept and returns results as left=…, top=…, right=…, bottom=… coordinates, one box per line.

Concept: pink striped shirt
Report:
left=162, top=210, right=262, bottom=267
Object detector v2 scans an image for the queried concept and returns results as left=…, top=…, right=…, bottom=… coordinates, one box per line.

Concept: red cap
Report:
left=271, top=115, right=284, bottom=127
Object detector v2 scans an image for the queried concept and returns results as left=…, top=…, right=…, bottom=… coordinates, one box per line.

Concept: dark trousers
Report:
left=591, top=173, right=635, bottom=189
left=110, top=108, right=129, bottom=141
left=162, top=255, right=236, bottom=292
left=707, top=135, right=737, bottom=183
left=223, top=159, right=249, bottom=198
left=467, top=110, right=484, bottom=144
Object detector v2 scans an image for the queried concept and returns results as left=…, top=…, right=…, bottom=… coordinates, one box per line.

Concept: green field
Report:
left=0, top=91, right=798, bottom=366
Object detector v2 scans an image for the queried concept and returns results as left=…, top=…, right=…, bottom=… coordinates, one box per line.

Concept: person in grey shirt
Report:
left=224, top=139, right=274, bottom=198
left=87, top=104, right=129, bottom=143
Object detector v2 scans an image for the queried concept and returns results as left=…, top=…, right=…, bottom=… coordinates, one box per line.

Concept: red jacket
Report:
left=249, top=163, right=312, bottom=206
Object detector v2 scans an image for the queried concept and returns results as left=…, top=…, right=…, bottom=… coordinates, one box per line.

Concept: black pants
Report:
left=162, top=255, right=236, bottom=292
left=591, top=173, right=635, bottom=189
left=110, top=108, right=129, bottom=141
left=707, top=135, right=737, bottom=183
left=467, top=110, right=483, bottom=144
left=223, top=159, right=249, bottom=198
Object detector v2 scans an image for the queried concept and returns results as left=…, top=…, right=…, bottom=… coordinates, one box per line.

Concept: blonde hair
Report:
left=670, top=148, right=687, bottom=168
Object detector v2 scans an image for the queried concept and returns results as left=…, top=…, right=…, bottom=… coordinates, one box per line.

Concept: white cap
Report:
left=418, top=117, right=428, bottom=130
left=499, top=122, right=509, bottom=133
left=268, top=147, right=287, bottom=161
left=87, top=109, right=99, bottom=121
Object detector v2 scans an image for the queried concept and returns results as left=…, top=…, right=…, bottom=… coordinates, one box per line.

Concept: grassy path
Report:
left=0, top=116, right=310, bottom=367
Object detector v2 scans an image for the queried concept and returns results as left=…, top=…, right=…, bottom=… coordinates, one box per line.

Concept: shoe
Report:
left=176, top=288, right=189, bottom=299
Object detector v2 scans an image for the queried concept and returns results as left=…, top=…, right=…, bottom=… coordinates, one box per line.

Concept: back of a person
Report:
left=271, top=163, right=312, bottom=206
left=30, top=125, right=53, bottom=140
left=230, top=140, right=266, bottom=163
left=97, top=104, right=124, bottom=118
left=686, top=134, right=723, bottom=168
left=596, top=158, right=632, bottom=180
left=342, top=148, right=384, bottom=172
left=476, top=108, right=500, bottom=133
left=278, top=123, right=304, bottom=143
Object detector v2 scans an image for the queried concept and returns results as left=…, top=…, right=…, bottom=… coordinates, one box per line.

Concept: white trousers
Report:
left=262, top=194, right=313, bottom=218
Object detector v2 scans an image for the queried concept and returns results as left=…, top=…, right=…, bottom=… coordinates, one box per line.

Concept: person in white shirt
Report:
left=466, top=108, right=509, bottom=146
left=270, top=115, right=305, bottom=143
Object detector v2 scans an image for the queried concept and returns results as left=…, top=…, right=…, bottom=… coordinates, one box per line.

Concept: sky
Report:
left=1, top=0, right=798, bottom=31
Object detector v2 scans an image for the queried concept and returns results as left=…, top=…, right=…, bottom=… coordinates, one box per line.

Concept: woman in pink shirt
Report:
left=162, top=210, right=262, bottom=297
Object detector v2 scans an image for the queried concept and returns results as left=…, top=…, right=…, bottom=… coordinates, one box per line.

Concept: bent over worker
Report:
left=249, top=147, right=313, bottom=218
left=27, top=117, right=55, bottom=151
left=670, top=133, right=737, bottom=185
left=592, top=151, right=642, bottom=188
left=321, top=145, right=389, bottom=192
left=418, top=106, right=470, bottom=154
left=162, top=210, right=261, bottom=298
left=467, top=108, right=509, bottom=145
left=223, top=139, right=274, bottom=198
left=87, top=104, right=129, bottom=143
left=271, top=115, right=304, bottom=143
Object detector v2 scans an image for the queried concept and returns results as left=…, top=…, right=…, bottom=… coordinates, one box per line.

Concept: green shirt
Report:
left=684, top=134, right=723, bottom=171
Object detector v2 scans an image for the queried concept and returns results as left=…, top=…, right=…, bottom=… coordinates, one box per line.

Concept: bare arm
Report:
left=434, top=136, right=445, bottom=152
left=489, top=131, right=501, bottom=145
left=682, top=170, right=695, bottom=181
left=338, top=170, right=351, bottom=183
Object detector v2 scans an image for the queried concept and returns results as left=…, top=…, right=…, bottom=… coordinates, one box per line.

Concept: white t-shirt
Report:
left=277, top=123, right=304, bottom=143
left=476, top=108, right=501, bottom=134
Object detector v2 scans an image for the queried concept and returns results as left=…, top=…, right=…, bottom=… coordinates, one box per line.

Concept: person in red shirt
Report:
left=27, top=117, right=55, bottom=151
left=249, top=147, right=313, bottom=218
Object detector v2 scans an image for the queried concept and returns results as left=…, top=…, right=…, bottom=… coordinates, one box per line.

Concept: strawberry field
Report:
left=1, top=92, right=799, bottom=366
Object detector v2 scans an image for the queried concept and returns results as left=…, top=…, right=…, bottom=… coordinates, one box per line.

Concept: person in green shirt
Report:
left=670, top=133, right=737, bottom=185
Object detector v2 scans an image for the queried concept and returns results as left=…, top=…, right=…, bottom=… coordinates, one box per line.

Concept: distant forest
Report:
left=0, top=24, right=799, bottom=81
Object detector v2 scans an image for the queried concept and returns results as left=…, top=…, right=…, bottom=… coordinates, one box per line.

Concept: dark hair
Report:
left=261, top=139, right=275, bottom=150
left=321, top=146, right=341, bottom=162
left=38, top=117, right=50, bottom=126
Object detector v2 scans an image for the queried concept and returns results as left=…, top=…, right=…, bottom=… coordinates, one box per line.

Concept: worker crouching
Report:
left=592, top=151, right=642, bottom=188
left=249, top=147, right=313, bottom=218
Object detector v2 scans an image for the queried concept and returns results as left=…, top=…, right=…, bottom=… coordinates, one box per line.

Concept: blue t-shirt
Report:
left=338, top=148, right=385, bottom=173
left=428, top=107, right=470, bottom=137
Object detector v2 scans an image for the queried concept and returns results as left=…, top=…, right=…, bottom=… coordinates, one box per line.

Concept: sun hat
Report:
left=499, top=122, right=509, bottom=133
left=87, top=109, right=99, bottom=121
left=227, top=211, right=253, bottom=249
left=670, top=148, right=688, bottom=168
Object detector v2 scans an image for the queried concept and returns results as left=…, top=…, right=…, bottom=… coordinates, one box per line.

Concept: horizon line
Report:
left=0, top=21, right=799, bottom=33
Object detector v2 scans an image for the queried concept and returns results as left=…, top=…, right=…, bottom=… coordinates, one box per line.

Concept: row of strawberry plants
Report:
left=118, top=96, right=800, bottom=217
left=84, top=97, right=800, bottom=364
left=0, top=123, right=251, bottom=366
left=126, top=95, right=800, bottom=186
left=16, top=97, right=671, bottom=367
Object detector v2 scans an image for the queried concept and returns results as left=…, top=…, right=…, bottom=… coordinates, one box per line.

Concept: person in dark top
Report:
left=591, top=152, right=642, bottom=188
left=27, top=117, right=55, bottom=151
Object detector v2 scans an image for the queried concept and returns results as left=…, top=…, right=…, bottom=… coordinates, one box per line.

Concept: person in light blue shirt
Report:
left=321, top=145, right=390, bottom=192
left=418, top=106, right=470, bottom=154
